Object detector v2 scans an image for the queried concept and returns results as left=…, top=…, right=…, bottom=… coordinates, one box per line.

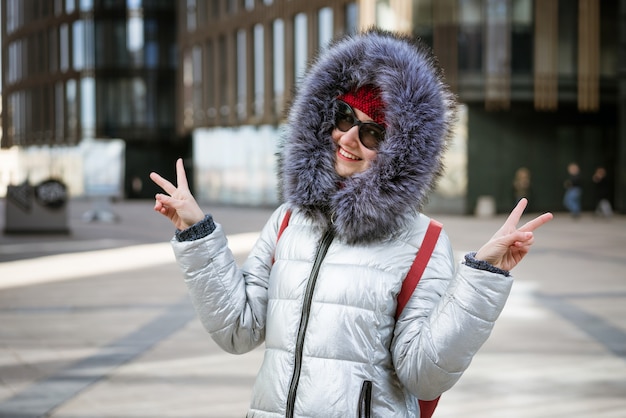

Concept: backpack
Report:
left=275, top=209, right=443, bottom=418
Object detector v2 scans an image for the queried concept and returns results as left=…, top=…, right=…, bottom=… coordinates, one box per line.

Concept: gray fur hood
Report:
left=280, top=29, right=456, bottom=244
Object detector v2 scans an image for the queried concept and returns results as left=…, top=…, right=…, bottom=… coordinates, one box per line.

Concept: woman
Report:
left=150, top=29, right=552, bottom=417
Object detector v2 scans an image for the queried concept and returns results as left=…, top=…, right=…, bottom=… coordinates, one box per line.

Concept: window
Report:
left=7, top=41, right=20, bottom=84
left=55, top=82, right=65, bottom=140
left=80, top=0, right=93, bottom=11
left=511, top=0, right=533, bottom=73
left=6, top=0, right=23, bottom=34
left=144, top=19, right=159, bottom=68
left=412, top=0, right=433, bottom=47
left=196, top=0, right=208, bottom=27
left=66, top=79, right=78, bottom=142
left=131, top=77, right=147, bottom=126
left=599, top=0, right=618, bottom=77
left=55, top=0, right=63, bottom=16
left=183, top=48, right=194, bottom=127
left=49, top=28, right=59, bottom=72
left=273, top=19, right=285, bottom=114
left=218, top=36, right=228, bottom=120
left=558, top=1, right=577, bottom=77
left=237, top=29, right=247, bottom=120
left=458, top=0, right=483, bottom=72
left=294, top=13, right=308, bottom=82
left=73, top=21, right=85, bottom=70
left=254, top=24, right=265, bottom=116
left=128, top=15, right=144, bottom=66
left=81, top=77, right=96, bottom=138
left=186, top=0, right=197, bottom=31
left=192, top=45, right=203, bottom=120
left=8, top=92, right=25, bottom=144
left=345, top=3, right=358, bottom=35
left=485, top=0, right=508, bottom=75
left=318, top=8, right=333, bottom=52
left=205, top=40, right=216, bottom=119
left=376, top=0, right=395, bottom=31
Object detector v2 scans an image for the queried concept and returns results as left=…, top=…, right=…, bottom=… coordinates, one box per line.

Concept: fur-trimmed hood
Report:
left=279, top=29, right=456, bottom=244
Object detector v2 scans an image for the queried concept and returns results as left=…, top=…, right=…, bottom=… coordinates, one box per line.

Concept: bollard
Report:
left=475, top=195, right=496, bottom=218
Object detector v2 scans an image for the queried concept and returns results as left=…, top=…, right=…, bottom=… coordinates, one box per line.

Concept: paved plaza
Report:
left=0, top=198, right=625, bottom=417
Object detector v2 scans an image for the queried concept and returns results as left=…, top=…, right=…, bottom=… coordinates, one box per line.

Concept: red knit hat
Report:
left=337, top=85, right=386, bottom=127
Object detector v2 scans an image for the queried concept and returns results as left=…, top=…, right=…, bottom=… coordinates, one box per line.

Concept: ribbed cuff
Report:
left=175, top=214, right=216, bottom=242
left=464, top=252, right=510, bottom=277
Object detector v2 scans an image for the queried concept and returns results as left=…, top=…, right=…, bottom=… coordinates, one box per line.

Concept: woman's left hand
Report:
left=474, top=198, right=553, bottom=272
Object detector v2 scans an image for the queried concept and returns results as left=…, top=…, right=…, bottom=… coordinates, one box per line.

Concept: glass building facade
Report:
left=3, top=0, right=625, bottom=212
left=176, top=0, right=624, bottom=213
left=176, top=0, right=359, bottom=132
left=1, top=0, right=185, bottom=198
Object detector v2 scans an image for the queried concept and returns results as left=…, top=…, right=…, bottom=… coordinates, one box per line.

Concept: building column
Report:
left=358, top=0, right=376, bottom=30
left=534, top=0, right=559, bottom=111
left=433, top=0, right=458, bottom=94
left=263, top=21, right=275, bottom=124
left=578, top=0, right=600, bottom=112
left=389, top=0, right=412, bottom=34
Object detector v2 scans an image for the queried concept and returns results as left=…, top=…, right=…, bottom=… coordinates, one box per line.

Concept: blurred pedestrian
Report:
left=512, top=167, right=531, bottom=207
left=150, top=29, right=552, bottom=418
left=563, top=162, right=582, bottom=218
left=592, top=166, right=613, bottom=218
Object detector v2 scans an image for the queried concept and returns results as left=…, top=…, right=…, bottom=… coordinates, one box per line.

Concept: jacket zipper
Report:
left=285, top=229, right=334, bottom=418
left=358, top=380, right=372, bottom=418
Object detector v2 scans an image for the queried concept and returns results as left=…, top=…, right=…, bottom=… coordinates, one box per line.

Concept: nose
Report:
left=339, top=125, right=361, bottom=148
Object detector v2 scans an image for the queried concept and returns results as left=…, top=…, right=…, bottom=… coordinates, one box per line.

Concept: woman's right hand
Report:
left=149, top=158, right=205, bottom=230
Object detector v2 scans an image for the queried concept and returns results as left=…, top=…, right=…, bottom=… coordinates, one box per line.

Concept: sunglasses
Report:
left=334, top=100, right=385, bottom=150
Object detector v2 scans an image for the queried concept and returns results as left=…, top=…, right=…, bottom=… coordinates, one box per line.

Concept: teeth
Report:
left=339, top=148, right=360, bottom=160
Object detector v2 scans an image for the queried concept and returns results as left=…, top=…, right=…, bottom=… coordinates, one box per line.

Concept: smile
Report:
left=338, top=147, right=362, bottom=161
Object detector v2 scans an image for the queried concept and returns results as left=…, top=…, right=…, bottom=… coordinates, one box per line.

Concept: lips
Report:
left=338, top=147, right=362, bottom=161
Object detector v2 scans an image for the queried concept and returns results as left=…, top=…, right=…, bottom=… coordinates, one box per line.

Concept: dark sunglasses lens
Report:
left=335, top=103, right=355, bottom=132
left=359, top=124, right=385, bottom=149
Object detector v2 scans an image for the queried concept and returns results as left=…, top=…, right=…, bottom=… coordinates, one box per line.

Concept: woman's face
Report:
left=331, top=106, right=379, bottom=178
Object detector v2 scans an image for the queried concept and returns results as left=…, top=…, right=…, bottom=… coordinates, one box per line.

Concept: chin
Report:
left=335, top=163, right=366, bottom=178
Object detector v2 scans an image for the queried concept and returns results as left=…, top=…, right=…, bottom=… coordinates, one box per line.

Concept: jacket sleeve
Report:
left=391, top=229, right=514, bottom=401
left=171, top=205, right=289, bottom=354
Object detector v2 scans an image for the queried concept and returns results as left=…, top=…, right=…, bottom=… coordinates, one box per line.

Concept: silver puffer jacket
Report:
left=172, top=205, right=513, bottom=417
left=171, top=30, right=514, bottom=417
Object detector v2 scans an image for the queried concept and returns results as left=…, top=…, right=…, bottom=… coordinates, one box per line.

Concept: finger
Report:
left=153, top=199, right=172, bottom=217
left=149, top=172, right=178, bottom=196
left=519, top=212, right=553, bottom=233
left=514, top=235, right=535, bottom=247
left=499, top=230, right=533, bottom=248
left=503, top=198, right=528, bottom=228
left=175, top=158, right=189, bottom=190
left=155, top=192, right=180, bottom=209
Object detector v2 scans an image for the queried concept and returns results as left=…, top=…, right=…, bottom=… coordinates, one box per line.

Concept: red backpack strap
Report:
left=395, top=218, right=443, bottom=418
left=277, top=209, right=292, bottom=242
left=419, top=397, right=441, bottom=418
left=395, top=218, right=442, bottom=319
left=272, top=209, right=292, bottom=264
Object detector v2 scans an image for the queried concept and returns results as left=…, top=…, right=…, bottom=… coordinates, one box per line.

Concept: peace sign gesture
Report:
left=149, top=158, right=205, bottom=231
left=474, top=198, right=553, bottom=272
